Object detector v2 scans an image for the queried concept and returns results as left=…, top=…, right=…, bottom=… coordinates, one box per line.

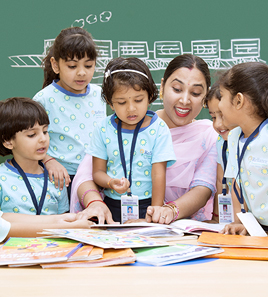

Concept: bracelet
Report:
left=107, top=178, right=113, bottom=189
left=162, top=204, right=177, bottom=221
left=212, top=212, right=219, bottom=217
left=86, top=199, right=106, bottom=209
left=81, top=189, right=101, bottom=208
left=43, top=157, right=55, bottom=165
left=165, top=201, right=180, bottom=222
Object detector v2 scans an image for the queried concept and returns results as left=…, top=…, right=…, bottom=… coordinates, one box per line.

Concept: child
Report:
left=87, top=57, right=176, bottom=222
left=0, top=211, right=93, bottom=243
left=0, top=97, right=69, bottom=215
left=217, top=62, right=268, bottom=235
left=203, top=81, right=232, bottom=223
left=33, top=27, right=106, bottom=197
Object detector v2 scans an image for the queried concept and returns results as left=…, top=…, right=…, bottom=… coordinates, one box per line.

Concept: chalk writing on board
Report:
left=71, top=11, right=112, bottom=27
left=9, top=38, right=265, bottom=71
left=8, top=37, right=265, bottom=106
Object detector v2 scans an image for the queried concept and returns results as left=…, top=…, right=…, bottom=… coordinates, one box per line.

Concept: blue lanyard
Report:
left=233, top=122, right=263, bottom=213
left=117, top=117, right=145, bottom=196
left=11, top=158, right=48, bottom=215
left=221, top=140, right=228, bottom=195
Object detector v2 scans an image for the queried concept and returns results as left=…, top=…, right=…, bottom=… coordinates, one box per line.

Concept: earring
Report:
left=159, top=91, right=163, bottom=100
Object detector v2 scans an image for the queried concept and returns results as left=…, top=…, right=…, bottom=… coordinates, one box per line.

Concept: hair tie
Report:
left=104, top=69, right=149, bottom=81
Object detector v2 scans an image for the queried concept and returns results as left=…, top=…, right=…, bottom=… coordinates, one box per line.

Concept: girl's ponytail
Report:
left=42, top=47, right=59, bottom=88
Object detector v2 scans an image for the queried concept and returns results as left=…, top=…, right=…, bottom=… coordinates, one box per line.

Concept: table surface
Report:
left=0, top=238, right=267, bottom=297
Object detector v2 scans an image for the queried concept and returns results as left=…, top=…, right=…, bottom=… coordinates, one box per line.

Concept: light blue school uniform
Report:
left=0, top=161, right=69, bottom=215
left=87, top=111, right=176, bottom=201
left=225, top=119, right=268, bottom=226
left=33, top=81, right=106, bottom=175
left=0, top=211, right=10, bottom=243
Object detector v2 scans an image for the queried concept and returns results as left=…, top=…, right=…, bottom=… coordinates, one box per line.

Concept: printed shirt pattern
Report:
left=225, top=119, right=268, bottom=226
left=33, top=81, right=106, bottom=175
left=87, top=111, right=176, bottom=200
left=0, top=161, right=69, bottom=215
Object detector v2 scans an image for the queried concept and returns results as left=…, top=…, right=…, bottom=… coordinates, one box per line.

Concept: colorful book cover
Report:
left=133, top=243, right=223, bottom=266
left=41, top=248, right=135, bottom=268
left=0, top=237, right=82, bottom=266
left=42, top=228, right=168, bottom=249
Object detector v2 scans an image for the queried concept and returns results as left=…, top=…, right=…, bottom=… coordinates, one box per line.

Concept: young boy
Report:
left=0, top=97, right=69, bottom=215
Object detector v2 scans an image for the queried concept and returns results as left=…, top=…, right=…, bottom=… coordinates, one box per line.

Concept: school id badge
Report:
left=121, top=194, right=139, bottom=223
left=218, top=194, right=234, bottom=224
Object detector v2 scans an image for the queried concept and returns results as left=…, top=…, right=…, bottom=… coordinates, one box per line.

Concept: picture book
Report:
left=41, top=228, right=169, bottom=249
left=198, top=231, right=268, bottom=248
left=170, top=219, right=226, bottom=235
left=41, top=248, right=135, bottom=268
left=0, top=238, right=82, bottom=266
left=133, top=243, right=223, bottom=266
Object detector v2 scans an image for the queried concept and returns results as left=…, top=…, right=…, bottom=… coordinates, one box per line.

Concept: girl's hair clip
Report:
left=104, top=69, right=149, bottom=82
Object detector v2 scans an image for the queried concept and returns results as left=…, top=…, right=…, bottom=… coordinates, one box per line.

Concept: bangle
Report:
left=212, top=212, right=219, bottom=217
left=43, top=157, right=55, bottom=165
left=81, top=189, right=101, bottom=208
left=86, top=199, right=106, bottom=209
left=107, top=178, right=113, bottom=189
left=165, top=201, right=180, bottom=222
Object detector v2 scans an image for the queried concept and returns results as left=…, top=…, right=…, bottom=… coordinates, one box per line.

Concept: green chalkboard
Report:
left=1, top=0, right=268, bottom=148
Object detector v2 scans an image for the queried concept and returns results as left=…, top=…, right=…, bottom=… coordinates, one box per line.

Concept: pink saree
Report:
left=165, top=119, right=218, bottom=221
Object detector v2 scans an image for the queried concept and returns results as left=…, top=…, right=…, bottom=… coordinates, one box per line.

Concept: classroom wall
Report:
left=2, top=0, right=268, bottom=109
left=1, top=0, right=268, bottom=147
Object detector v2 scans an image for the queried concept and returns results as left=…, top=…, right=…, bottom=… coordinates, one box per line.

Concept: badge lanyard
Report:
left=221, top=140, right=228, bottom=195
left=233, top=122, right=263, bottom=213
left=11, top=158, right=48, bottom=215
left=117, top=116, right=145, bottom=196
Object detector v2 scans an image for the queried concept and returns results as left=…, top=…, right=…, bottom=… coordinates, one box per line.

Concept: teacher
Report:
left=146, top=54, right=218, bottom=224
left=70, top=54, right=217, bottom=224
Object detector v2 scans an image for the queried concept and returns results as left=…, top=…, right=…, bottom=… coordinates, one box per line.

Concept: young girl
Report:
left=33, top=27, right=106, bottom=197
left=87, top=57, right=176, bottom=222
left=203, top=81, right=232, bottom=223
left=0, top=97, right=69, bottom=215
left=218, top=62, right=268, bottom=235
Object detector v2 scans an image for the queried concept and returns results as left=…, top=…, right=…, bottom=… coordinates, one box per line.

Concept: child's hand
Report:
left=44, top=158, right=71, bottom=190
left=109, top=177, right=130, bottom=194
left=75, top=201, right=115, bottom=225
left=220, top=223, right=248, bottom=235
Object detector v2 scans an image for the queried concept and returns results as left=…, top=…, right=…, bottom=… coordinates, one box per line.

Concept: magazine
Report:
left=41, top=228, right=169, bottom=249
left=0, top=238, right=82, bottom=266
left=133, top=243, right=223, bottom=266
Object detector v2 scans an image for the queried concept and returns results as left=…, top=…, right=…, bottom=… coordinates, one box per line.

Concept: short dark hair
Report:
left=42, top=27, right=97, bottom=88
left=101, top=57, right=158, bottom=105
left=203, top=81, right=221, bottom=108
left=0, top=97, right=50, bottom=156
left=162, top=54, right=211, bottom=93
left=219, top=62, right=268, bottom=119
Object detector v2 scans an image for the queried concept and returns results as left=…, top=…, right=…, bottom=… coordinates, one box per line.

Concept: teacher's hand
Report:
left=145, top=206, right=173, bottom=225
